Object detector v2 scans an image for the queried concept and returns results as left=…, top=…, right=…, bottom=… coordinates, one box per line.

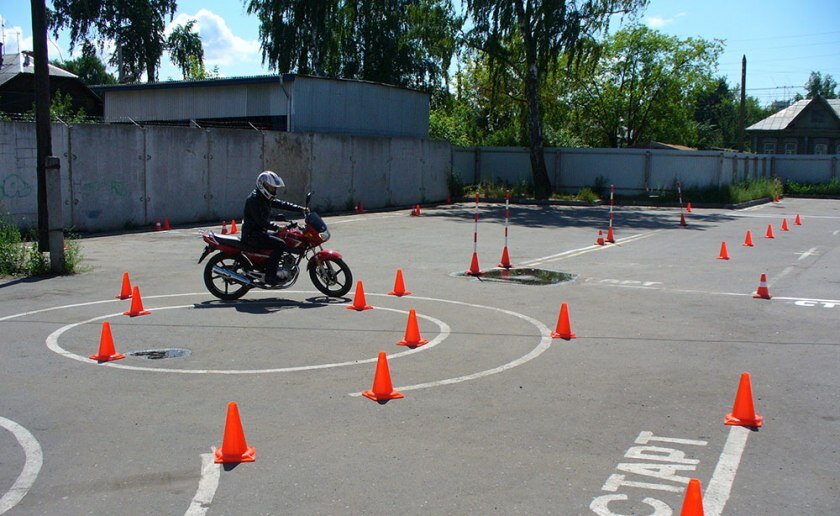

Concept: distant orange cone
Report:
left=214, top=402, right=255, bottom=464
left=116, top=272, right=133, bottom=299
left=446, top=195, right=451, bottom=204
left=163, top=218, right=171, bottom=231
left=781, top=218, right=789, bottom=231
left=362, top=352, right=404, bottom=402
left=466, top=252, right=483, bottom=276
left=551, top=303, right=576, bottom=340
left=794, top=213, right=801, bottom=225
left=774, top=194, right=780, bottom=202
left=89, top=321, right=125, bottom=362
left=388, top=268, right=412, bottom=296
left=765, top=224, right=774, bottom=239
left=498, top=246, right=512, bottom=268
left=595, top=230, right=605, bottom=246
left=725, top=372, right=763, bottom=427
left=347, top=281, right=373, bottom=310
left=679, top=213, right=687, bottom=227
left=230, top=219, right=238, bottom=234
left=221, top=222, right=228, bottom=234
left=743, top=230, right=754, bottom=247
left=686, top=202, right=692, bottom=213
left=123, top=286, right=151, bottom=316
left=680, top=478, right=705, bottom=516
left=606, top=226, right=615, bottom=243
left=717, top=241, right=730, bottom=260
left=409, top=204, right=421, bottom=216
left=753, top=273, right=771, bottom=299
left=397, top=309, right=429, bottom=347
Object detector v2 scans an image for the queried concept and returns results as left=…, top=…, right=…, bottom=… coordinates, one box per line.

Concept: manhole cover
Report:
left=455, top=268, right=576, bottom=285
left=128, top=348, right=191, bottom=360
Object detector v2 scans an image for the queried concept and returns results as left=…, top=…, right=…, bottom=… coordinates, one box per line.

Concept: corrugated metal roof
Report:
left=747, top=97, right=840, bottom=131
left=0, top=52, right=78, bottom=87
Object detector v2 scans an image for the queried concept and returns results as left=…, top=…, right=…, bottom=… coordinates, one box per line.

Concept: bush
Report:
left=0, top=213, right=84, bottom=277
left=785, top=179, right=840, bottom=196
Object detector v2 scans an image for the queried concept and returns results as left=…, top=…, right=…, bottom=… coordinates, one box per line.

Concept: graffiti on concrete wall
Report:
left=79, top=179, right=128, bottom=197
left=1, top=174, right=33, bottom=199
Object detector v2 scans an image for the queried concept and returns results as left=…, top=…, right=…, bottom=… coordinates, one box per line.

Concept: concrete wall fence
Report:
left=452, top=147, right=839, bottom=195
left=0, top=121, right=449, bottom=232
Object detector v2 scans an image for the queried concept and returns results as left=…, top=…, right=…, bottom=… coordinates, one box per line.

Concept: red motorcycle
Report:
left=198, top=194, right=352, bottom=300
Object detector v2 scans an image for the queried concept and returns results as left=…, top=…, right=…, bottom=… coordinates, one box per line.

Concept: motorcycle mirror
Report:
left=305, top=192, right=313, bottom=207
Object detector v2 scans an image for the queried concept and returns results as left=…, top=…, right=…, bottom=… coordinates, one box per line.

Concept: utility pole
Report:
left=31, top=0, right=65, bottom=272
left=739, top=55, right=746, bottom=152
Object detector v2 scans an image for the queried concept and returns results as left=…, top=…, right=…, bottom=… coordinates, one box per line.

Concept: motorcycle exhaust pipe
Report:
left=212, top=265, right=255, bottom=287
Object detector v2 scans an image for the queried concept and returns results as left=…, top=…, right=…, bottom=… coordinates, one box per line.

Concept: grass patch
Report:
left=462, top=181, right=600, bottom=203
left=625, top=178, right=781, bottom=205
left=785, top=179, right=840, bottom=196
left=0, top=213, right=85, bottom=277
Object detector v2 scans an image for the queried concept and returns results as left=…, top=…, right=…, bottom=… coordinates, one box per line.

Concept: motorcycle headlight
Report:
left=319, top=230, right=330, bottom=242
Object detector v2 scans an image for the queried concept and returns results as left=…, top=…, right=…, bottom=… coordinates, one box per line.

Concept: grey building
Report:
left=92, top=74, right=429, bottom=138
left=746, top=96, right=840, bottom=155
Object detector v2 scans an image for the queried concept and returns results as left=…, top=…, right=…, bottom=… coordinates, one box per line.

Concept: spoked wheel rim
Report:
left=204, top=254, right=251, bottom=300
left=310, top=258, right=352, bottom=297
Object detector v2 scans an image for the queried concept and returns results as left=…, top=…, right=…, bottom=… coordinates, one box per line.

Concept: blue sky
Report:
left=2, top=1, right=838, bottom=105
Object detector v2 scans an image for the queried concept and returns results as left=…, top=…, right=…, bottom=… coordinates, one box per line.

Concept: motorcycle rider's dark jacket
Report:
left=241, top=189, right=304, bottom=243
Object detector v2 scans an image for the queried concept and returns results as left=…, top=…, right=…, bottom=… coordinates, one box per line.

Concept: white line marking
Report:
left=0, top=417, right=43, bottom=515
left=833, top=230, right=839, bottom=236
left=46, top=303, right=449, bottom=374
left=797, top=247, right=818, bottom=260
left=734, top=213, right=840, bottom=220
left=184, top=453, right=220, bottom=516
left=521, top=230, right=663, bottom=267
left=704, top=426, right=751, bottom=516
left=767, top=266, right=794, bottom=287
left=349, top=296, right=552, bottom=395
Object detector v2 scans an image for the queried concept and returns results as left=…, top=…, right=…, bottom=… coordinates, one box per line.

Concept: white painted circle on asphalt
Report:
left=0, top=417, right=43, bottom=515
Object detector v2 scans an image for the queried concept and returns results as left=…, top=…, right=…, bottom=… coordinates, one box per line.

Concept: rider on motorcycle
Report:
left=241, top=171, right=307, bottom=284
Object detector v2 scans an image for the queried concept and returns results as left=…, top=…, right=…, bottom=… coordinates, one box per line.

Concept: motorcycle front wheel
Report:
left=309, top=257, right=353, bottom=297
left=203, top=253, right=252, bottom=300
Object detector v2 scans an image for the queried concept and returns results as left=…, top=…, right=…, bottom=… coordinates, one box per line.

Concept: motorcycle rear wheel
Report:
left=204, top=253, right=252, bottom=300
left=309, top=257, right=353, bottom=297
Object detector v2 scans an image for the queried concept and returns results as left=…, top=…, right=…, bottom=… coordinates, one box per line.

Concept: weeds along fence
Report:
left=0, top=121, right=450, bottom=232
left=452, top=146, right=839, bottom=195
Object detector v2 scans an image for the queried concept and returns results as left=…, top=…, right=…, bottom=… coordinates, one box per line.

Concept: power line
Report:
left=728, top=30, right=840, bottom=42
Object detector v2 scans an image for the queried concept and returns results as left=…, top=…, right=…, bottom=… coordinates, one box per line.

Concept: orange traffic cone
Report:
left=498, top=246, right=512, bottom=269
left=781, top=218, right=789, bottom=231
left=794, top=213, right=802, bottom=225
left=123, top=286, right=151, bottom=316
left=163, top=218, right=171, bottom=231
left=551, top=303, right=576, bottom=340
left=725, top=372, right=763, bottom=427
left=89, top=321, right=125, bottom=362
left=358, top=201, right=365, bottom=214
left=680, top=478, right=705, bottom=516
left=397, top=309, right=429, bottom=347
left=466, top=252, right=483, bottom=276
left=765, top=224, right=774, bottom=239
left=230, top=219, right=238, bottom=234
left=717, top=241, right=730, bottom=260
left=347, top=281, right=373, bottom=310
left=595, top=230, right=605, bottom=246
left=362, top=352, right=404, bottom=401
left=774, top=194, right=780, bottom=202
left=686, top=202, right=692, bottom=213
left=446, top=195, right=451, bottom=204
left=606, top=226, right=615, bottom=243
left=679, top=213, right=687, bottom=227
left=214, top=402, right=255, bottom=464
left=388, top=268, right=412, bottom=297
left=116, top=272, right=133, bottom=300
left=743, top=230, right=754, bottom=247
left=221, top=222, right=228, bottom=234
left=753, top=273, right=771, bottom=299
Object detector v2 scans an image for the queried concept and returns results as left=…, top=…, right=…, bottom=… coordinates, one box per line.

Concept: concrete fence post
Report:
left=832, top=156, right=837, bottom=181
left=45, top=156, right=64, bottom=273
left=644, top=151, right=651, bottom=190
left=717, top=152, right=724, bottom=186
left=473, top=147, right=481, bottom=184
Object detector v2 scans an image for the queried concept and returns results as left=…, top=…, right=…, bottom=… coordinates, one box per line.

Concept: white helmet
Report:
left=256, top=170, right=285, bottom=200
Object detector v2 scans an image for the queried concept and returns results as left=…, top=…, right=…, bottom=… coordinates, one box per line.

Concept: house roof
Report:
left=747, top=97, right=840, bottom=131
left=0, top=52, right=78, bottom=87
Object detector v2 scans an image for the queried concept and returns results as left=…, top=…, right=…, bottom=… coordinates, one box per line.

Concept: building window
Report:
left=814, top=143, right=828, bottom=155
left=763, top=142, right=776, bottom=154
left=784, top=142, right=797, bottom=154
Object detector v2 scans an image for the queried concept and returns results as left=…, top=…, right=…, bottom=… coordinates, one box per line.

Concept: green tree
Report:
left=569, top=25, right=721, bottom=148
left=694, top=77, right=770, bottom=150
left=166, top=20, right=205, bottom=80
left=804, top=71, right=838, bottom=99
left=49, top=0, right=178, bottom=83
left=51, top=43, right=117, bottom=85
left=244, top=0, right=461, bottom=90
left=463, top=0, right=648, bottom=199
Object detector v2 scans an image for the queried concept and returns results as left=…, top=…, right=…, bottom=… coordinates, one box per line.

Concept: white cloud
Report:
left=644, top=12, right=687, bottom=29
left=2, top=25, right=66, bottom=61
left=165, top=9, right=261, bottom=70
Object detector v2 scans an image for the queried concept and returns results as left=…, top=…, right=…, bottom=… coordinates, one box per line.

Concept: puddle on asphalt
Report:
left=454, top=267, right=576, bottom=285
left=128, top=348, right=192, bottom=360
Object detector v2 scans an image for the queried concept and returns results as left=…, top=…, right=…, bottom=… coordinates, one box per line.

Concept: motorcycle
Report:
left=197, top=193, right=353, bottom=300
